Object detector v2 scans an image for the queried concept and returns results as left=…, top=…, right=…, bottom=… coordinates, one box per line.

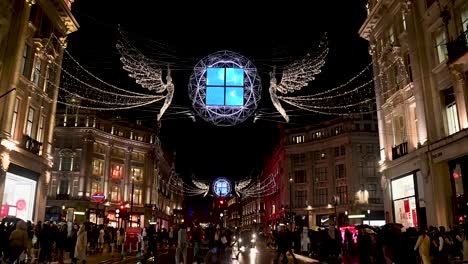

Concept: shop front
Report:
left=391, top=172, right=419, bottom=228
left=1, top=164, right=38, bottom=222
left=449, top=155, right=468, bottom=225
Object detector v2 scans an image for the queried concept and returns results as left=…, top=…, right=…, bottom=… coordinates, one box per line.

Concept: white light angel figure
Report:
left=116, top=33, right=175, bottom=121
left=269, top=37, right=329, bottom=122
left=157, top=67, right=174, bottom=121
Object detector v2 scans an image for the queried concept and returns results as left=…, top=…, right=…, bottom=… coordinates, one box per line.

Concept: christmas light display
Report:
left=188, top=50, right=261, bottom=126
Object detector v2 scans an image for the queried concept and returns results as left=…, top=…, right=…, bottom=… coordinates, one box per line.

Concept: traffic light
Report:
left=116, top=204, right=128, bottom=219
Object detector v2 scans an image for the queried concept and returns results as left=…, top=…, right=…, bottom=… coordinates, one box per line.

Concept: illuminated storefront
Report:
left=1, top=165, right=38, bottom=222
left=391, top=173, right=418, bottom=228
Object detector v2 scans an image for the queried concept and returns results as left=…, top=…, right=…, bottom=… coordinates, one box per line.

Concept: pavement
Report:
left=44, top=244, right=321, bottom=264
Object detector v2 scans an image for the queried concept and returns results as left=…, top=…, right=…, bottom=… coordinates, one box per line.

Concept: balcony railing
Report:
left=447, top=28, right=468, bottom=63
left=392, top=142, right=408, bottom=160
left=20, top=135, right=42, bottom=155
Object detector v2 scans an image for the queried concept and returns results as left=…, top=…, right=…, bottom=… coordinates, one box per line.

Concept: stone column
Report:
left=79, top=132, right=94, bottom=197
left=124, top=147, right=132, bottom=201
left=103, top=141, right=112, bottom=198
left=369, top=44, right=388, bottom=162
left=450, top=64, right=468, bottom=130
left=0, top=0, right=32, bottom=138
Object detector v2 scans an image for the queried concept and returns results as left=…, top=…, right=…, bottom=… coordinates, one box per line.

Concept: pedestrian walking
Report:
left=175, top=224, right=188, bottom=264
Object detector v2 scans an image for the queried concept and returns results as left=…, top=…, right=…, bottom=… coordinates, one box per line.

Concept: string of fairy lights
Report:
left=36, top=34, right=166, bottom=111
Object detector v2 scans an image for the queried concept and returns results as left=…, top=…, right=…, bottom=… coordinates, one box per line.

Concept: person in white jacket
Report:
left=74, top=224, right=87, bottom=264
left=175, top=224, right=188, bottom=264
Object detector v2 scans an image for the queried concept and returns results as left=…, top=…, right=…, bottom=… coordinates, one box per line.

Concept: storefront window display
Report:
left=1, top=172, right=37, bottom=221
left=391, top=174, right=418, bottom=228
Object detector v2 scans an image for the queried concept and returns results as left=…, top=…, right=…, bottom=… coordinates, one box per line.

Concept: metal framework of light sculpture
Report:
left=188, top=50, right=261, bottom=126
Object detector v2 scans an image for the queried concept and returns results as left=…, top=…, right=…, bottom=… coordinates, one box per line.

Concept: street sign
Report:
left=91, top=192, right=105, bottom=203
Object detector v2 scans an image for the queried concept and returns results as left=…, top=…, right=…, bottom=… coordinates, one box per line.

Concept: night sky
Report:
left=65, top=1, right=371, bottom=182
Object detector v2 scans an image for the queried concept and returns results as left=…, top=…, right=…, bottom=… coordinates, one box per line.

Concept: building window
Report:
left=461, top=3, right=468, bottom=32
left=133, top=187, right=142, bottom=205
left=60, top=157, right=72, bottom=171
left=365, top=161, right=376, bottom=177
left=434, top=30, right=447, bottom=64
left=91, top=181, right=101, bottom=194
left=321, top=152, right=327, bottom=160
left=131, top=167, right=144, bottom=181
left=59, top=177, right=68, bottom=195
left=111, top=186, right=120, bottom=202
left=336, top=186, right=348, bottom=205
left=72, top=179, right=79, bottom=197
left=402, top=12, right=407, bottom=31
left=37, top=115, right=44, bottom=143
left=404, top=53, right=413, bottom=82
left=32, top=57, right=41, bottom=85
left=389, top=26, right=395, bottom=44
left=111, top=164, right=123, bottom=179
left=205, top=67, right=244, bottom=106
left=368, top=184, right=377, bottom=199
left=447, top=102, right=460, bottom=135
left=335, top=164, right=346, bottom=179
left=292, top=135, right=305, bottom=144
left=20, top=45, right=30, bottom=76
left=315, top=167, right=327, bottom=181
left=10, top=98, right=20, bottom=137
left=340, top=145, right=346, bottom=155
left=292, top=153, right=306, bottom=164
left=295, top=190, right=307, bottom=208
left=445, top=88, right=460, bottom=135
left=294, top=170, right=306, bottom=183
left=392, top=114, right=407, bottom=146
left=315, top=188, right=328, bottom=206
left=25, top=107, right=35, bottom=137
left=92, top=159, right=104, bottom=177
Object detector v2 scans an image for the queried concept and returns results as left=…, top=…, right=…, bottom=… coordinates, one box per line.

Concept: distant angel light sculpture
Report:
left=269, top=36, right=329, bottom=122
left=157, top=69, right=175, bottom=121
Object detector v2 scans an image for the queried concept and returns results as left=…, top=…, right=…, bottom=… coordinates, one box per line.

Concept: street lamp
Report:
left=306, top=205, right=312, bottom=229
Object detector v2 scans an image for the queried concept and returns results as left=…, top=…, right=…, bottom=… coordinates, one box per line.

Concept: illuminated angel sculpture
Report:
left=157, top=68, right=174, bottom=121
left=269, top=37, right=329, bottom=122
left=116, top=33, right=175, bottom=121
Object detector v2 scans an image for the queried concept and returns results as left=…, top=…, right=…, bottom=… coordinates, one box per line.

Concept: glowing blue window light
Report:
left=206, top=87, right=225, bottom=105
left=206, top=68, right=225, bottom=86
left=225, top=87, right=244, bottom=106
left=206, top=67, right=244, bottom=106
left=225, top=68, right=244, bottom=86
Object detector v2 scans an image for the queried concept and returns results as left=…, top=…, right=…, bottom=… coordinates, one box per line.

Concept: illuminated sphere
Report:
left=188, top=50, right=261, bottom=126
left=213, top=177, right=231, bottom=197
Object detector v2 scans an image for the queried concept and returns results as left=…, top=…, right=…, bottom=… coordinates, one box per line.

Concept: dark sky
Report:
left=66, top=1, right=371, bottom=181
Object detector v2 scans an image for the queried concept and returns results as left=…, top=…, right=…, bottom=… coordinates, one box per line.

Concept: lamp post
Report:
left=289, top=177, right=293, bottom=223
left=306, top=205, right=312, bottom=229
left=130, top=176, right=135, bottom=225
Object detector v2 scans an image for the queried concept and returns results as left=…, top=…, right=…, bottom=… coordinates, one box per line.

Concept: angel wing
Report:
left=276, top=36, right=328, bottom=94
left=192, top=179, right=210, bottom=192
left=235, top=178, right=251, bottom=192
left=116, top=32, right=165, bottom=93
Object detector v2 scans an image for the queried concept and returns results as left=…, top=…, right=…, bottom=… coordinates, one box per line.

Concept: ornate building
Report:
left=47, top=106, right=183, bottom=228
left=360, top=0, right=468, bottom=227
left=0, top=0, right=78, bottom=223
left=284, top=116, right=384, bottom=228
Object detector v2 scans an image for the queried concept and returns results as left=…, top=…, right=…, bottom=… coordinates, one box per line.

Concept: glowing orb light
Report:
left=188, top=50, right=261, bottom=126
